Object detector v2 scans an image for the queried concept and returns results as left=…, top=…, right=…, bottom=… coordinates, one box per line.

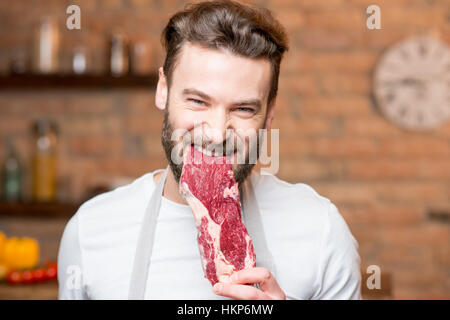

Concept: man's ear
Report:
left=155, top=67, right=168, bottom=111
left=264, top=96, right=276, bottom=131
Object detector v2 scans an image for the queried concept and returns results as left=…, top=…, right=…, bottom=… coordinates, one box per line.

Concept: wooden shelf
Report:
left=0, top=73, right=158, bottom=90
left=0, top=201, right=80, bottom=219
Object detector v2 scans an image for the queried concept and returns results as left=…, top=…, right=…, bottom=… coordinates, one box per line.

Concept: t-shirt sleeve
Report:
left=57, top=212, right=89, bottom=300
left=311, top=201, right=362, bottom=300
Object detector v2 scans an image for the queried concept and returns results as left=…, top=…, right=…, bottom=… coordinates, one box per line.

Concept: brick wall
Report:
left=0, top=0, right=449, bottom=299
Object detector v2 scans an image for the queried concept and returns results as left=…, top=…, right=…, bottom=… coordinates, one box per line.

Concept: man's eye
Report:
left=188, top=99, right=205, bottom=105
left=236, top=107, right=254, bottom=113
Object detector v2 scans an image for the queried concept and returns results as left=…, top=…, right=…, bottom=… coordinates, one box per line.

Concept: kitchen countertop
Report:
left=0, top=281, right=58, bottom=300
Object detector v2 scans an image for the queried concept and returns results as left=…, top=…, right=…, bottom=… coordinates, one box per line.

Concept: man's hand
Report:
left=213, top=267, right=286, bottom=300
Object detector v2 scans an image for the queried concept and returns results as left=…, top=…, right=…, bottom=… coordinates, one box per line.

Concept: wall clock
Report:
left=373, top=35, right=450, bottom=131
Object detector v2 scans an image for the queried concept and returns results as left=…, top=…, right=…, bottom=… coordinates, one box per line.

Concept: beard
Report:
left=161, top=106, right=266, bottom=187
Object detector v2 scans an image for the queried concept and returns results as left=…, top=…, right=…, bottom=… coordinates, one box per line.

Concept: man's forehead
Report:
left=171, top=42, right=272, bottom=103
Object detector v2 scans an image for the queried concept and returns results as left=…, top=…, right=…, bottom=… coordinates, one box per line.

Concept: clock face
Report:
left=374, top=35, right=450, bottom=131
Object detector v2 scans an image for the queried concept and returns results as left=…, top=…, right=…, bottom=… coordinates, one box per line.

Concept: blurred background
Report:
left=0, top=0, right=448, bottom=299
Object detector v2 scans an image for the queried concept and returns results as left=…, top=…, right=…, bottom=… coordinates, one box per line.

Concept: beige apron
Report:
left=128, top=166, right=276, bottom=299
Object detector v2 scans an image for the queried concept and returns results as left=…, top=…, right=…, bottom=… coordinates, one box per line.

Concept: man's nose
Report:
left=204, top=108, right=229, bottom=145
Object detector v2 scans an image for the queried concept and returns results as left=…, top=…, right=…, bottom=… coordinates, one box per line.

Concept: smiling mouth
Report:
left=190, top=143, right=236, bottom=159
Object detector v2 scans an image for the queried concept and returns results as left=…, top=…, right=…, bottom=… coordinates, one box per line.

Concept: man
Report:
left=58, top=0, right=361, bottom=300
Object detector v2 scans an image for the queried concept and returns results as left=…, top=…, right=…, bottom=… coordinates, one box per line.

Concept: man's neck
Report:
left=154, top=167, right=188, bottom=205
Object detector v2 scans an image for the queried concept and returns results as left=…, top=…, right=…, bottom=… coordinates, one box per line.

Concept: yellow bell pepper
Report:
left=2, top=236, right=40, bottom=270
left=0, top=232, right=6, bottom=261
left=0, top=263, right=9, bottom=281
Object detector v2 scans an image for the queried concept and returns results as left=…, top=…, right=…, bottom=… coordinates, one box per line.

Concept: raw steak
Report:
left=179, top=144, right=256, bottom=286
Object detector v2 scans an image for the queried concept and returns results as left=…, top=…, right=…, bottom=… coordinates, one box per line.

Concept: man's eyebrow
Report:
left=182, top=87, right=262, bottom=110
left=182, top=88, right=212, bottom=101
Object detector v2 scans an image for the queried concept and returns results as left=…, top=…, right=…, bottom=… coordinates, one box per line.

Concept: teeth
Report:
left=194, top=144, right=212, bottom=157
left=193, top=145, right=232, bottom=157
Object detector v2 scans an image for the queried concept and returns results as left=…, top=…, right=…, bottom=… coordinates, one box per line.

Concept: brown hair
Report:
left=160, top=0, right=289, bottom=105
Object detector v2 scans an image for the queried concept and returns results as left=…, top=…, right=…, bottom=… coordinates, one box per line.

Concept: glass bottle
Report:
left=1, top=138, right=22, bottom=202
left=32, top=119, right=58, bottom=202
left=32, top=16, right=60, bottom=74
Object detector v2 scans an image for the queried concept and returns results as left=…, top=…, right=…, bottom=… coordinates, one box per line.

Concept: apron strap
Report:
left=242, top=176, right=277, bottom=277
left=128, top=166, right=169, bottom=300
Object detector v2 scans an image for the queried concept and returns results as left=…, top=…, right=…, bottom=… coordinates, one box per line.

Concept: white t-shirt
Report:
left=57, top=168, right=361, bottom=300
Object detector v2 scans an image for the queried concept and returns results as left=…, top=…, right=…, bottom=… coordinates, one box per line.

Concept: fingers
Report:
left=231, top=267, right=284, bottom=298
left=212, top=267, right=286, bottom=300
left=213, top=282, right=268, bottom=300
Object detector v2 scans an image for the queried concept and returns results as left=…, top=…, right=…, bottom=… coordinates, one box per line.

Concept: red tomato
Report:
left=22, top=270, right=34, bottom=284
left=46, top=264, right=57, bottom=280
left=32, top=268, right=47, bottom=283
left=7, top=270, right=23, bottom=285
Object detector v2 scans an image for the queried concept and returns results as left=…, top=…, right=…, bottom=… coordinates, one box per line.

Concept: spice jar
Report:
left=72, top=47, right=87, bottom=75
left=31, top=118, right=59, bottom=202
left=108, top=31, right=129, bottom=76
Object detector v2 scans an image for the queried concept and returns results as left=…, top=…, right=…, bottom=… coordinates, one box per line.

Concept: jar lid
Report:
left=32, top=118, right=59, bottom=135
